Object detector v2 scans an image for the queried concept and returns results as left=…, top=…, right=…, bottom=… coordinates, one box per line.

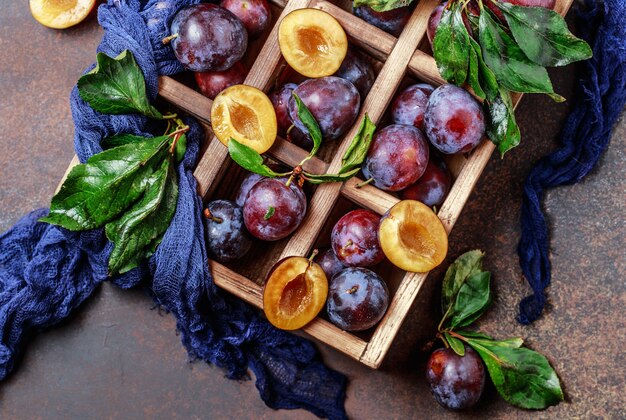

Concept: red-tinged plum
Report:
left=362, top=124, right=429, bottom=192
left=326, top=267, right=389, bottom=331
left=317, top=248, right=346, bottom=279
left=426, top=346, right=486, bottom=410
left=400, top=157, right=452, bottom=207
left=354, top=5, right=411, bottom=37
left=288, top=77, right=360, bottom=142
left=333, top=48, right=376, bottom=98
left=220, top=0, right=271, bottom=39
left=243, top=178, right=307, bottom=241
left=195, top=61, right=247, bottom=100
left=170, top=4, right=248, bottom=72
left=391, top=83, right=435, bottom=130
left=424, top=84, right=485, bottom=154
left=269, top=83, right=299, bottom=137
left=204, top=200, right=252, bottom=263
left=331, top=209, right=384, bottom=267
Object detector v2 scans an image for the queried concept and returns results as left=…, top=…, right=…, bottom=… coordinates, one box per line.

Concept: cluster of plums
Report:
left=169, top=1, right=272, bottom=99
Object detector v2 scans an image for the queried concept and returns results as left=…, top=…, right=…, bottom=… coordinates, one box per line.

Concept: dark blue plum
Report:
left=354, top=5, right=411, bottom=37
left=317, top=248, right=346, bottom=280
left=326, top=267, right=389, bottom=331
left=334, top=48, right=375, bottom=98
left=204, top=200, right=252, bottom=263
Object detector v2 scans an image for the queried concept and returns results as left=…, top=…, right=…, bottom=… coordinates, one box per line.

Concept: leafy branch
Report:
left=41, top=50, right=187, bottom=275
left=228, top=95, right=376, bottom=186
left=435, top=250, right=564, bottom=409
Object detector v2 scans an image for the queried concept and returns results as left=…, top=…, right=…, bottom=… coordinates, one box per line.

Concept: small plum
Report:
left=426, top=346, right=486, bottom=410
left=317, top=248, right=346, bottom=279
left=400, top=157, right=452, bottom=207
left=391, top=83, right=435, bottom=131
left=331, top=209, right=384, bottom=267
left=269, top=83, right=299, bottom=137
left=424, top=84, right=485, bottom=154
left=220, top=0, right=271, bottom=39
left=333, top=48, right=376, bottom=98
left=243, top=178, right=307, bottom=241
left=326, top=267, right=389, bottom=331
left=170, top=4, right=248, bottom=72
left=354, top=5, right=411, bottom=37
left=195, top=61, right=247, bottom=100
left=362, top=124, right=429, bottom=192
left=288, top=77, right=360, bottom=142
left=204, top=200, right=252, bottom=263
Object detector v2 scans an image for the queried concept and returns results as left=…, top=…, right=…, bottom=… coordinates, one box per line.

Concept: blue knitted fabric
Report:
left=517, top=0, right=626, bottom=324
left=0, top=1, right=347, bottom=418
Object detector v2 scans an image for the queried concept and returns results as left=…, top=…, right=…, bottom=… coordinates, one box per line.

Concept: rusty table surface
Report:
left=0, top=2, right=624, bottom=419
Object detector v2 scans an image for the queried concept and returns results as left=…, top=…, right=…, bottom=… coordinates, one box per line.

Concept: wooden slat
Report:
left=279, top=0, right=440, bottom=260
left=210, top=261, right=369, bottom=361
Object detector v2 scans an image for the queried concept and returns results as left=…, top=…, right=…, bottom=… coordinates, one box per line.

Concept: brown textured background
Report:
left=0, top=2, right=624, bottom=418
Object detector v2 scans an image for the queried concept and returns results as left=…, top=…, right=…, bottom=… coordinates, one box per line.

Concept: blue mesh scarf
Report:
left=0, top=1, right=346, bottom=418
left=517, top=0, right=626, bottom=324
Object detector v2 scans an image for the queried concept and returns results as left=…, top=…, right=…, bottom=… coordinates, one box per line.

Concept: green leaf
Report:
left=339, top=114, right=376, bottom=174
left=467, top=43, right=487, bottom=99
left=227, top=139, right=287, bottom=178
left=441, top=250, right=484, bottom=314
left=478, top=10, right=555, bottom=94
left=485, top=89, right=521, bottom=155
left=40, top=136, right=170, bottom=231
left=433, top=5, right=471, bottom=85
left=174, top=133, right=187, bottom=163
left=105, top=155, right=178, bottom=275
left=304, top=167, right=361, bottom=184
left=447, top=271, right=492, bottom=328
left=470, top=37, right=499, bottom=101
left=352, top=0, right=413, bottom=13
left=264, top=206, right=275, bottom=220
left=499, top=3, right=592, bottom=67
left=77, top=50, right=163, bottom=119
left=468, top=340, right=564, bottom=409
left=101, top=133, right=147, bottom=150
left=458, top=331, right=524, bottom=348
left=444, top=332, right=466, bottom=356
left=292, top=92, right=322, bottom=157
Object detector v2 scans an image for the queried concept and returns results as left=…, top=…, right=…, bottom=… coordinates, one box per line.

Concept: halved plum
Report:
left=278, top=8, right=348, bottom=78
left=379, top=200, right=448, bottom=272
left=211, top=84, right=277, bottom=153
left=30, top=0, right=95, bottom=29
left=263, top=256, right=329, bottom=330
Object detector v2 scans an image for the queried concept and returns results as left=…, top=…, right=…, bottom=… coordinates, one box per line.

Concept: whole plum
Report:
left=426, top=346, right=485, bottom=410
left=195, top=61, right=247, bottom=100
left=170, top=4, right=247, bottom=72
left=400, top=156, right=452, bottom=207
left=331, top=209, right=384, bottom=267
left=204, top=200, right=252, bottom=263
left=243, top=178, right=307, bottom=241
left=391, top=83, right=435, bottom=130
left=362, top=124, right=429, bottom=192
left=354, top=5, right=411, bottom=37
left=220, top=0, right=271, bottom=39
left=288, top=76, right=360, bottom=142
left=424, top=84, right=485, bottom=154
left=326, top=267, right=389, bottom=331
left=333, top=48, right=375, bottom=98
left=317, top=248, right=346, bottom=280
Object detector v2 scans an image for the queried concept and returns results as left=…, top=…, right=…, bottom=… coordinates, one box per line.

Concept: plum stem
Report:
left=355, top=178, right=374, bottom=188
left=308, top=249, right=319, bottom=265
left=346, top=285, right=359, bottom=294
left=203, top=208, right=223, bottom=223
left=162, top=33, right=178, bottom=44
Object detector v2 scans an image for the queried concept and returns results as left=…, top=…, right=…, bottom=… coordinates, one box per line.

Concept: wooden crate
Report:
left=64, top=0, right=575, bottom=368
